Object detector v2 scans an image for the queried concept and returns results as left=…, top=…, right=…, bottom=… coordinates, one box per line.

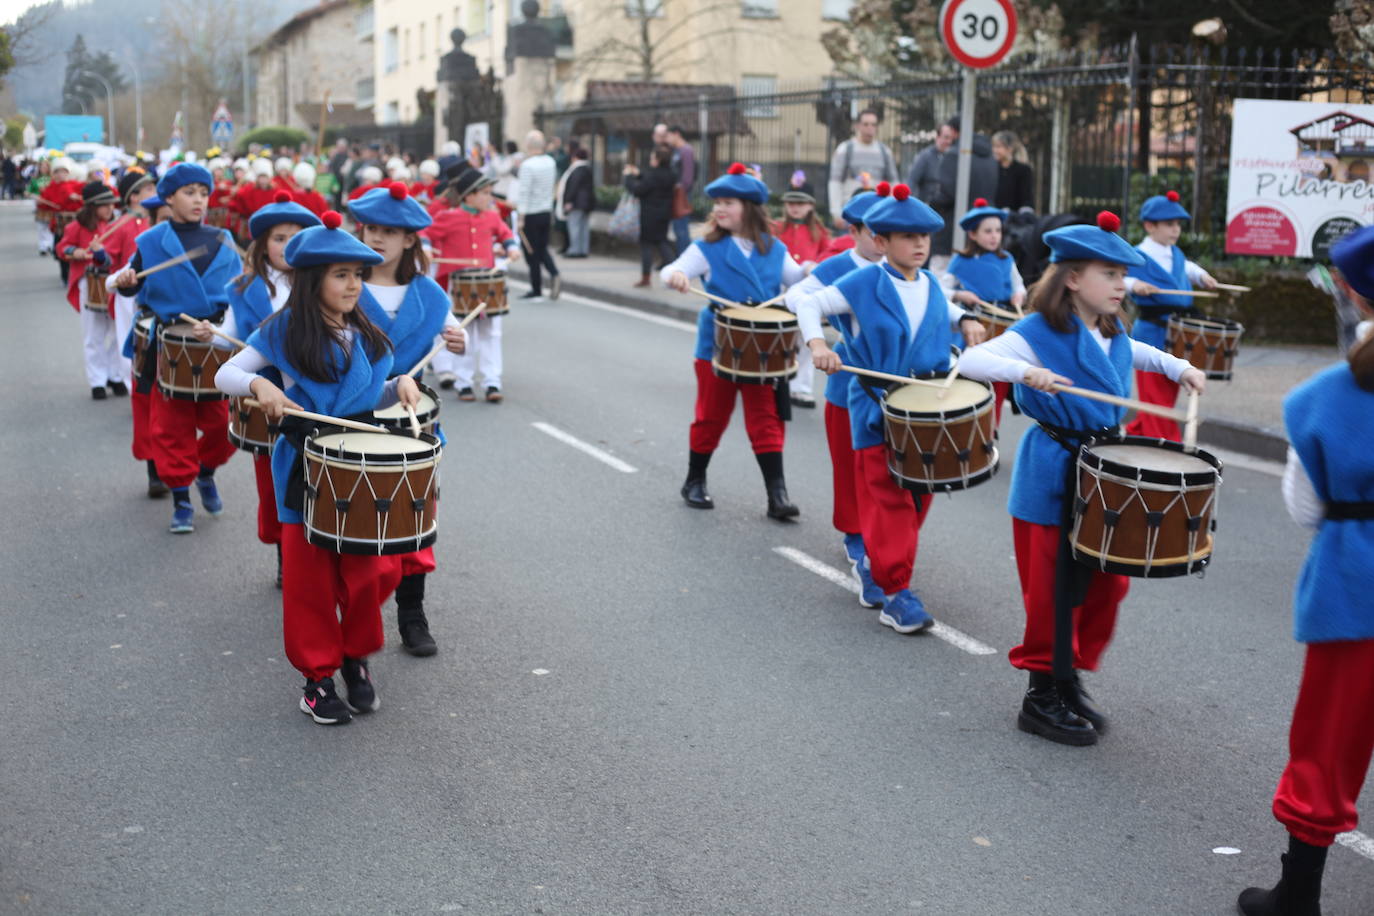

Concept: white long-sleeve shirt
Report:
left=363, top=281, right=462, bottom=329
left=216, top=327, right=401, bottom=408
left=513, top=153, right=556, bottom=216
left=782, top=248, right=877, bottom=314
left=659, top=236, right=806, bottom=291
left=956, top=324, right=1193, bottom=384
left=212, top=268, right=291, bottom=349
left=794, top=261, right=968, bottom=345
left=939, top=258, right=1027, bottom=300
left=1122, top=237, right=1212, bottom=292
left=1282, top=447, right=1324, bottom=529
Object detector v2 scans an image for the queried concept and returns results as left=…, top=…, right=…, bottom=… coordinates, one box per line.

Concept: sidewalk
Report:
left=511, top=250, right=1339, bottom=462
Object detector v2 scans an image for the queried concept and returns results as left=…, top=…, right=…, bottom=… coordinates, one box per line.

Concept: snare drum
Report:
left=53, top=212, right=75, bottom=235
left=373, top=384, right=441, bottom=436
left=132, top=312, right=155, bottom=378
left=228, top=397, right=277, bottom=454
left=303, top=431, right=441, bottom=555
left=156, top=322, right=233, bottom=401
left=711, top=306, right=800, bottom=384
left=973, top=301, right=1020, bottom=340
left=206, top=207, right=230, bottom=229
left=1070, top=436, right=1222, bottom=578
left=448, top=269, right=508, bottom=317
left=83, top=267, right=109, bottom=311
left=1166, top=314, right=1244, bottom=380
left=882, top=378, right=999, bottom=493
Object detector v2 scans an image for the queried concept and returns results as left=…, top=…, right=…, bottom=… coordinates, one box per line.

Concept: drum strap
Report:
left=1325, top=501, right=1374, bottom=521
left=1138, top=305, right=1200, bottom=328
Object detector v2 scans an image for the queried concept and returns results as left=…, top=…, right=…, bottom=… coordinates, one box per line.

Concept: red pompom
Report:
left=321, top=210, right=343, bottom=230
left=1166, top=190, right=1180, bottom=202
left=973, top=197, right=988, bottom=207
left=875, top=181, right=891, bottom=197
left=1096, top=210, right=1121, bottom=232
left=273, top=190, right=291, bottom=204
left=891, top=183, right=911, bottom=202
left=727, top=162, right=747, bottom=176
left=389, top=181, right=407, bottom=200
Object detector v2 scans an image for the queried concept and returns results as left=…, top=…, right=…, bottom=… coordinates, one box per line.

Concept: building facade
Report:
left=253, top=0, right=372, bottom=133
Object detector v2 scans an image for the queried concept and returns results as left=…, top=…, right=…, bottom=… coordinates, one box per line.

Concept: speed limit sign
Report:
left=939, top=0, right=1017, bottom=69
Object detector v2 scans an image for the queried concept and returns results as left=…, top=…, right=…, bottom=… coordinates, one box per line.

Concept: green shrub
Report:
left=235, top=126, right=311, bottom=155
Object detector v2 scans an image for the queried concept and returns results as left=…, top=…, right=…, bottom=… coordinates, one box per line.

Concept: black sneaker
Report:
left=340, top=658, right=379, bottom=713
left=299, top=677, right=352, bottom=725
left=485, top=386, right=503, bottom=403
left=518, top=290, right=543, bottom=301
left=91, top=386, right=107, bottom=400
left=457, top=387, right=476, bottom=402
left=108, top=380, right=129, bottom=396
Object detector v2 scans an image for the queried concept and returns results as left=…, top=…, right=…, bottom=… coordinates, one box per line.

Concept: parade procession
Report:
left=1, top=0, right=1373, bottom=913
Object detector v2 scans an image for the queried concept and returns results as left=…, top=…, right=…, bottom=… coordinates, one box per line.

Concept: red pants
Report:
left=1009, top=519, right=1130, bottom=672
left=856, top=444, right=933, bottom=594
left=150, top=388, right=236, bottom=489
left=825, top=402, right=861, bottom=536
left=400, top=546, right=437, bottom=577
left=1272, top=639, right=1374, bottom=847
left=992, top=382, right=1010, bottom=425
left=689, top=359, right=784, bottom=455
left=130, top=387, right=154, bottom=461
left=280, top=523, right=402, bottom=681
left=252, top=454, right=282, bottom=546
left=1125, top=371, right=1181, bottom=441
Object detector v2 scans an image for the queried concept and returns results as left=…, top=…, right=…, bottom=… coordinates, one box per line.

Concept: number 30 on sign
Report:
left=939, top=0, right=1018, bottom=69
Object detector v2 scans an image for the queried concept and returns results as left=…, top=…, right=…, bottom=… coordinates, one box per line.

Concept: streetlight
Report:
left=65, top=94, right=89, bottom=116
left=75, top=69, right=116, bottom=146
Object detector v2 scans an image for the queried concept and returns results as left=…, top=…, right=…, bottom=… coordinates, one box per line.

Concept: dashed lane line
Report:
left=531, top=421, right=638, bottom=474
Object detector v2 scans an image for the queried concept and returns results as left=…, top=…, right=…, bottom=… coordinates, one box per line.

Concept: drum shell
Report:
left=449, top=270, right=508, bottom=317
left=83, top=268, right=110, bottom=311
left=53, top=213, right=75, bottom=234
left=228, top=396, right=277, bottom=454
left=1167, top=315, right=1244, bottom=381
left=881, top=380, right=999, bottom=493
left=132, top=313, right=155, bottom=378
left=303, top=432, right=441, bottom=555
left=711, top=307, right=800, bottom=384
left=372, top=384, right=442, bottom=437
left=156, top=324, right=233, bottom=402
left=973, top=302, right=1019, bottom=340
left=206, top=207, right=230, bottom=229
left=1070, top=435, right=1222, bottom=578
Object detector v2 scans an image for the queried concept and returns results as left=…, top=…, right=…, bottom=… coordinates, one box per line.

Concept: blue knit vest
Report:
left=948, top=251, right=1014, bottom=303
left=692, top=236, right=787, bottom=360
left=1127, top=245, right=1190, bottom=349
left=134, top=221, right=240, bottom=322
left=810, top=250, right=869, bottom=407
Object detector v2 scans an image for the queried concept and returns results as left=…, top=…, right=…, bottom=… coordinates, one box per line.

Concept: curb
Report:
left=508, top=265, right=1291, bottom=463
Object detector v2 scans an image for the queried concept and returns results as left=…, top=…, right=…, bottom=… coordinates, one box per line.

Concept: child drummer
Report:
left=112, top=162, right=242, bottom=534
left=57, top=181, right=124, bottom=400
left=1123, top=191, right=1217, bottom=440
left=956, top=212, right=1205, bottom=746
left=801, top=184, right=984, bottom=634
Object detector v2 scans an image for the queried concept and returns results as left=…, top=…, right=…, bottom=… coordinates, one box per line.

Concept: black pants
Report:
left=640, top=240, right=675, bottom=275
left=521, top=212, right=559, bottom=295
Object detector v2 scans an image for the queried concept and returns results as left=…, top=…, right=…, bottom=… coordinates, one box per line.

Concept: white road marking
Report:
left=508, top=278, right=697, bottom=333
left=531, top=421, right=638, bottom=473
left=772, top=546, right=999, bottom=656
left=1337, top=830, right=1374, bottom=862
left=1212, top=847, right=1241, bottom=855
left=532, top=668, right=550, bottom=676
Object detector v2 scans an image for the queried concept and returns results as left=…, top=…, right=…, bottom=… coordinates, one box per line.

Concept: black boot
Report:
left=275, top=543, right=283, bottom=590
left=755, top=452, right=799, bottom=520
left=680, top=450, right=714, bottom=509
left=1238, top=835, right=1327, bottom=916
left=396, top=573, right=437, bottom=657
left=1018, top=672, right=1098, bottom=746
left=146, top=460, right=169, bottom=499
left=1061, top=671, right=1108, bottom=735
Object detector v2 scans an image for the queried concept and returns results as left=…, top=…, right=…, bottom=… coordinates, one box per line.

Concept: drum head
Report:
left=1089, top=443, right=1216, bottom=475
left=159, top=321, right=197, bottom=340
left=886, top=379, right=990, bottom=413
left=313, top=431, right=437, bottom=456
left=374, top=392, right=439, bottom=421
left=136, top=314, right=154, bottom=330
left=718, top=305, right=795, bottom=324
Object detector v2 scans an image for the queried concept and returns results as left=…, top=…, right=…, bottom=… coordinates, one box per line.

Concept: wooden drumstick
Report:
left=1049, top=384, right=1188, bottom=421
left=244, top=399, right=391, bottom=434
left=179, top=312, right=246, bottom=348
left=405, top=302, right=488, bottom=377
left=936, top=353, right=961, bottom=399
left=432, top=257, right=484, bottom=266
left=405, top=404, right=422, bottom=437
left=755, top=293, right=787, bottom=309
left=91, top=213, right=131, bottom=245
left=685, top=286, right=743, bottom=309
left=1183, top=389, right=1200, bottom=450
left=134, top=246, right=208, bottom=279
left=838, top=363, right=947, bottom=389
left=1213, top=282, right=1251, bottom=293
left=1145, top=289, right=1221, bottom=298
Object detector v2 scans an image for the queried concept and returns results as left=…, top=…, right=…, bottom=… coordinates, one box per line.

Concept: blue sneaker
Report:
left=854, top=556, right=885, bottom=609
left=196, top=476, right=223, bottom=516
left=842, top=533, right=865, bottom=569
left=878, top=588, right=934, bottom=634
left=169, top=493, right=195, bottom=534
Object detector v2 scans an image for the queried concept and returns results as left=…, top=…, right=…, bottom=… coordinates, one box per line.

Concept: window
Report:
left=383, top=27, right=399, bottom=72
left=468, top=0, right=487, bottom=34
left=356, top=77, right=374, bottom=108
left=403, top=28, right=410, bottom=66
left=355, top=3, right=374, bottom=40
left=419, top=22, right=426, bottom=58
left=741, top=0, right=778, bottom=17
left=740, top=74, right=778, bottom=117
left=821, top=0, right=854, bottom=19
left=383, top=101, right=400, bottom=125
left=625, top=0, right=663, bottom=15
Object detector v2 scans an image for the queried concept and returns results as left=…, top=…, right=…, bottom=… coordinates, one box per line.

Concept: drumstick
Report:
left=432, top=257, right=484, bottom=266
left=1145, top=289, right=1221, bottom=298
left=134, top=247, right=208, bottom=279
left=1183, top=389, right=1200, bottom=450
left=1049, top=384, right=1187, bottom=421
left=1213, top=283, right=1251, bottom=293
left=837, top=363, right=947, bottom=389
left=178, top=312, right=246, bottom=349
left=405, top=302, right=488, bottom=376
left=405, top=404, right=422, bottom=437
left=243, top=399, right=391, bottom=434
left=91, top=213, right=131, bottom=244
left=519, top=229, right=534, bottom=252
left=685, top=286, right=743, bottom=309
left=936, top=353, right=961, bottom=399
left=755, top=293, right=787, bottom=309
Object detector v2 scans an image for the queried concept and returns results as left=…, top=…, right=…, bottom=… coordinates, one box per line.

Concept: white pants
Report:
left=792, top=340, right=814, bottom=398
left=81, top=307, right=125, bottom=387
left=453, top=314, right=503, bottom=390
left=38, top=224, right=53, bottom=254
left=113, top=293, right=137, bottom=369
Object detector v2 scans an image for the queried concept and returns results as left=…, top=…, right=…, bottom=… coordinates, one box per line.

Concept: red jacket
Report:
left=228, top=183, right=280, bottom=219
left=410, top=180, right=439, bottom=204
left=57, top=218, right=113, bottom=312
left=40, top=180, right=84, bottom=229
left=272, top=175, right=298, bottom=193
left=348, top=182, right=381, bottom=201
left=822, top=234, right=856, bottom=259
left=425, top=196, right=451, bottom=218
left=292, top=188, right=329, bottom=216
left=104, top=214, right=147, bottom=273
left=772, top=220, right=831, bottom=268
left=422, top=206, right=514, bottom=287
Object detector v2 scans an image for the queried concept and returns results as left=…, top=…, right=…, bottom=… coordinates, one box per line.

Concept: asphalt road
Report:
left=1, top=201, right=1370, bottom=916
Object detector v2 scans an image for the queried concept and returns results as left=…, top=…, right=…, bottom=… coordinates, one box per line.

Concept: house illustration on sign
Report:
left=1290, top=110, right=1374, bottom=183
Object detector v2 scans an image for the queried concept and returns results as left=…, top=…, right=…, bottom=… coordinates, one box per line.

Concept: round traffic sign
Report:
left=939, top=0, right=1018, bottom=69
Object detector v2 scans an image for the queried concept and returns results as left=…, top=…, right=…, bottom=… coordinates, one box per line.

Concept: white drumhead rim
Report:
left=886, top=379, right=991, bottom=413
left=717, top=306, right=797, bottom=324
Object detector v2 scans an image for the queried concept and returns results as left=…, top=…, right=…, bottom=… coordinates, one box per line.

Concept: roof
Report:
left=565, top=80, right=746, bottom=136
left=254, top=0, right=352, bottom=51
left=1290, top=110, right=1374, bottom=139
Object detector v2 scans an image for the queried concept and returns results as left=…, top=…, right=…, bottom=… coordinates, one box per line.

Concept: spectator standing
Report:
left=558, top=147, right=594, bottom=258
left=992, top=130, right=1035, bottom=212
left=489, top=140, right=522, bottom=200
left=666, top=125, right=697, bottom=255
left=624, top=145, right=677, bottom=287
left=515, top=130, right=562, bottom=301
left=907, top=117, right=997, bottom=270
left=826, top=109, right=898, bottom=231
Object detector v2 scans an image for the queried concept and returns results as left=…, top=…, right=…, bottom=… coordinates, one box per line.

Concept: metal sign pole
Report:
left=951, top=69, right=977, bottom=252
